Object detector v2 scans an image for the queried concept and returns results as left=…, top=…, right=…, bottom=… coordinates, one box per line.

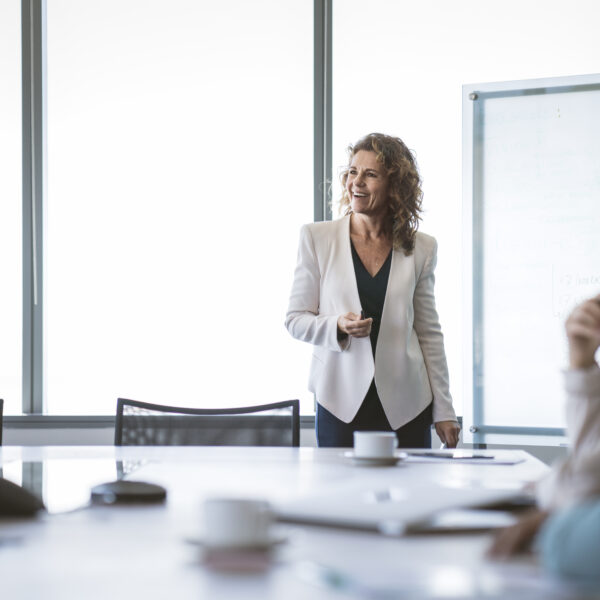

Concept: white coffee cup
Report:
left=353, top=431, right=398, bottom=459
left=202, top=498, right=273, bottom=548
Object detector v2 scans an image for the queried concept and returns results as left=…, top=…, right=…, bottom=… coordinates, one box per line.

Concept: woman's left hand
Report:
left=435, top=421, right=461, bottom=448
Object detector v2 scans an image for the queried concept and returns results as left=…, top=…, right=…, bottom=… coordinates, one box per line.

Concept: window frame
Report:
left=21, top=0, right=46, bottom=414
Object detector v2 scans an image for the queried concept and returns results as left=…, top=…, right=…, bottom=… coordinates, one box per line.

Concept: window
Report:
left=332, top=0, right=600, bottom=420
left=0, top=0, right=22, bottom=415
left=45, top=0, right=313, bottom=414
left=14, top=0, right=598, bottom=422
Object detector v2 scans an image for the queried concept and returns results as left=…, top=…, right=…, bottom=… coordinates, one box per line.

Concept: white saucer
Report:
left=343, top=451, right=407, bottom=466
left=185, top=534, right=286, bottom=552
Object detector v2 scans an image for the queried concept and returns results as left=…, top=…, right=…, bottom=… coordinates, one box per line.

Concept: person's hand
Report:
left=566, top=295, right=600, bottom=369
left=337, top=312, right=373, bottom=338
left=487, top=509, right=549, bottom=559
left=434, top=421, right=460, bottom=448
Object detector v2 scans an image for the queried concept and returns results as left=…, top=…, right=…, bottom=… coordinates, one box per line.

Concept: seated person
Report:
left=489, top=295, right=600, bottom=583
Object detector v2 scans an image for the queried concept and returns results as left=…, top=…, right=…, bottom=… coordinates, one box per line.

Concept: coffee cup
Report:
left=202, top=497, right=273, bottom=548
left=353, top=431, right=398, bottom=459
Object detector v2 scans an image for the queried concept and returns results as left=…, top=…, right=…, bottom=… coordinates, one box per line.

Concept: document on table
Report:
left=404, top=451, right=525, bottom=465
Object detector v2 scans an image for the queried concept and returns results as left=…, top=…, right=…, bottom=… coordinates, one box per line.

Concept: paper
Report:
left=405, top=451, right=525, bottom=465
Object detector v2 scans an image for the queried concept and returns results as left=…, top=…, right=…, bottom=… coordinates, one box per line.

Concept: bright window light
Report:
left=46, top=0, right=313, bottom=414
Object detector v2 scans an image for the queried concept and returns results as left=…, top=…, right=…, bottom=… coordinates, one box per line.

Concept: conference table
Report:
left=0, top=445, right=592, bottom=599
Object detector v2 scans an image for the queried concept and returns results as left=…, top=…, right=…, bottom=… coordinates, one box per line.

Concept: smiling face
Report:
left=345, top=150, right=389, bottom=218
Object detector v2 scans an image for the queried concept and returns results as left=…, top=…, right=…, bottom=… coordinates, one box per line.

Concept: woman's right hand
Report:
left=337, top=312, right=373, bottom=338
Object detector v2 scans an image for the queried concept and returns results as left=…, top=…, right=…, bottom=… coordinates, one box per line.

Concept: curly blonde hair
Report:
left=339, top=133, right=423, bottom=255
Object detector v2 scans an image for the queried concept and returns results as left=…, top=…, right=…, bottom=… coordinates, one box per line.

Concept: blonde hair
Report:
left=339, top=133, right=423, bottom=255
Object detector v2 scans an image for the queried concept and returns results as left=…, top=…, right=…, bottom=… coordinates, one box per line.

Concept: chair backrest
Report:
left=115, top=398, right=300, bottom=447
left=0, top=399, right=3, bottom=446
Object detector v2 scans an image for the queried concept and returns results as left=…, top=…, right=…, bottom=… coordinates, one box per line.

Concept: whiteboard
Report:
left=462, top=74, right=600, bottom=443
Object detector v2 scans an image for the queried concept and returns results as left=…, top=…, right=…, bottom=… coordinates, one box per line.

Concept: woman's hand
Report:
left=487, top=509, right=549, bottom=559
left=337, top=312, right=373, bottom=338
left=566, top=295, right=600, bottom=369
left=434, top=421, right=461, bottom=448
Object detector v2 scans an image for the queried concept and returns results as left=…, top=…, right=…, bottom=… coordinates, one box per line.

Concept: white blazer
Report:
left=285, top=215, right=457, bottom=429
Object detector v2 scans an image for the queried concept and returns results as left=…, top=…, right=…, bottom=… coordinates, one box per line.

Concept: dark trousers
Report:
left=316, top=380, right=433, bottom=449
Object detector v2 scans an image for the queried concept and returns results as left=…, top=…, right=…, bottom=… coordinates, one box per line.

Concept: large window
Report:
left=9, top=0, right=599, bottom=421
left=45, top=0, right=313, bottom=414
left=0, top=0, right=22, bottom=415
left=332, top=0, right=600, bottom=419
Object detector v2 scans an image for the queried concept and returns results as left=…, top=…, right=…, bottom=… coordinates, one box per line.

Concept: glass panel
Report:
left=480, top=86, right=600, bottom=427
left=46, top=0, right=313, bottom=414
left=0, top=0, right=22, bottom=414
left=332, top=0, right=600, bottom=419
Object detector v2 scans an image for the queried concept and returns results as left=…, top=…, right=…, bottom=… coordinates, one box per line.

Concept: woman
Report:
left=489, top=295, right=600, bottom=584
left=285, top=133, right=460, bottom=448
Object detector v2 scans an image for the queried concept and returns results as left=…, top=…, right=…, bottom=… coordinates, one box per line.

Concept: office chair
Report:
left=115, top=398, right=300, bottom=447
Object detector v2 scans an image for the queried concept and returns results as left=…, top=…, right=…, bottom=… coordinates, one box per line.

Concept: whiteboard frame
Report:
left=462, top=72, right=600, bottom=446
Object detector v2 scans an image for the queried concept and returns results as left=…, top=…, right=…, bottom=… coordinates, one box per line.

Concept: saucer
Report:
left=185, top=535, right=286, bottom=573
left=343, top=451, right=407, bottom=466
left=185, top=534, right=286, bottom=552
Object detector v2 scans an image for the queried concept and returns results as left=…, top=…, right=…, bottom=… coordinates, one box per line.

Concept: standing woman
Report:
left=285, top=133, right=460, bottom=448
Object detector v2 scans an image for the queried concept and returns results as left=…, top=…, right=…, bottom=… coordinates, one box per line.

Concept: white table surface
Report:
left=0, top=446, right=590, bottom=599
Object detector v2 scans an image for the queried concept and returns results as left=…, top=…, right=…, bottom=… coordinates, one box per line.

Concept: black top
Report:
left=350, top=241, right=392, bottom=357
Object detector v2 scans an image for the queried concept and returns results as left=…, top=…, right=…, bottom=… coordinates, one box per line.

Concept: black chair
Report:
left=0, top=399, right=3, bottom=446
left=115, top=398, right=300, bottom=447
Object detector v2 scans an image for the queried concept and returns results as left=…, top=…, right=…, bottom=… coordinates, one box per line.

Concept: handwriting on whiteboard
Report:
left=553, top=271, right=600, bottom=319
